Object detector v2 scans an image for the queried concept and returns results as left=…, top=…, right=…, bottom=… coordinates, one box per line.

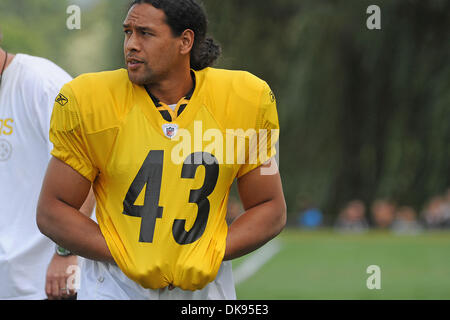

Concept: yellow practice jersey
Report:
left=50, top=67, right=279, bottom=290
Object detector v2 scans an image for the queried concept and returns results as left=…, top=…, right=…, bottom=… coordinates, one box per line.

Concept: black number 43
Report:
left=122, top=150, right=219, bottom=245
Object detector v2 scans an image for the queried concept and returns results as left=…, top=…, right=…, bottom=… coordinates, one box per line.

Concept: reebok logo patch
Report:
left=55, top=93, right=69, bottom=106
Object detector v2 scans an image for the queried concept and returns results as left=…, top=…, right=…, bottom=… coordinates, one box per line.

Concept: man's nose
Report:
left=125, top=32, right=141, bottom=52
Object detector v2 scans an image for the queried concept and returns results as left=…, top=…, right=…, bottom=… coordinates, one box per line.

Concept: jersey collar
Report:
left=144, top=71, right=196, bottom=123
left=133, top=69, right=205, bottom=140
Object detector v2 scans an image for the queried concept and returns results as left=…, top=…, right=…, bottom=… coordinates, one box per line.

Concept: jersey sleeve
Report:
left=49, top=83, right=98, bottom=182
left=40, top=76, right=73, bottom=156
left=236, top=82, right=280, bottom=178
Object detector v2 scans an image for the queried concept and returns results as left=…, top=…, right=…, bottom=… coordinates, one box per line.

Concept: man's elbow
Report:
left=36, top=200, right=54, bottom=238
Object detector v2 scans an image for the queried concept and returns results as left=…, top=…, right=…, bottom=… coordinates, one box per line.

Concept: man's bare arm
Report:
left=36, top=157, right=114, bottom=263
left=224, top=159, right=287, bottom=261
left=44, top=185, right=97, bottom=300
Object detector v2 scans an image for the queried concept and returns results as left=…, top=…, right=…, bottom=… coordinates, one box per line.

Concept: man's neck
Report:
left=146, top=69, right=194, bottom=105
left=0, top=48, right=16, bottom=73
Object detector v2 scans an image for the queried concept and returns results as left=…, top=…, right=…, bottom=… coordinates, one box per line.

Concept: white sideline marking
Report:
left=233, top=240, right=282, bottom=285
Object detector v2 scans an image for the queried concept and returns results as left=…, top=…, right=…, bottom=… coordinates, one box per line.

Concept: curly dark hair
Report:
left=128, top=0, right=221, bottom=70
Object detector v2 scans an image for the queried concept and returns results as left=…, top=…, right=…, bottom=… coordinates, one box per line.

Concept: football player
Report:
left=0, top=29, right=95, bottom=300
left=37, top=0, right=286, bottom=299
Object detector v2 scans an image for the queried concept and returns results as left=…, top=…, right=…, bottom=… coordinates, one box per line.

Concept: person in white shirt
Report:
left=0, top=30, right=95, bottom=300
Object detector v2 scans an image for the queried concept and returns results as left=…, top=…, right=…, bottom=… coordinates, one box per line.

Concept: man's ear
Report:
left=179, top=29, right=195, bottom=55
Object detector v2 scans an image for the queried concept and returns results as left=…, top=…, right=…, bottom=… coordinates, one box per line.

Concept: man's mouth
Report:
left=127, top=57, right=145, bottom=70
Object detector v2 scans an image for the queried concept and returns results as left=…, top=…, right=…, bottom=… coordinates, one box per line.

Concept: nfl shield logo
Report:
left=162, top=123, right=179, bottom=139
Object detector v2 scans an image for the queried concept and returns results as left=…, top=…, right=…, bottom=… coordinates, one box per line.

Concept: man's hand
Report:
left=45, top=254, right=78, bottom=300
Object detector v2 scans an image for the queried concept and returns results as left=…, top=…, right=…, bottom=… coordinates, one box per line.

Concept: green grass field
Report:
left=232, top=228, right=450, bottom=300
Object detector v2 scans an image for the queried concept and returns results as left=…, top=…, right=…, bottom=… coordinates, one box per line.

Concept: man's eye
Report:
left=124, top=30, right=132, bottom=35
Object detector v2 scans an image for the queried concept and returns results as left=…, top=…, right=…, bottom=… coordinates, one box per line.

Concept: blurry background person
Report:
left=370, top=199, right=396, bottom=230
left=0, top=28, right=94, bottom=300
left=444, top=189, right=450, bottom=226
left=296, top=194, right=323, bottom=230
left=391, top=206, right=423, bottom=235
left=298, top=207, right=323, bottom=230
left=422, top=194, right=450, bottom=229
left=334, top=200, right=369, bottom=233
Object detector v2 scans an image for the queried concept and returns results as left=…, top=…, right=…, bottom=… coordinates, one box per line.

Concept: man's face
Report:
left=123, top=3, right=180, bottom=85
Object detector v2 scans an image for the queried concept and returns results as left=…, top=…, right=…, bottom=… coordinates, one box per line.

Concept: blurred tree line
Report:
left=1, top=0, right=448, bottom=223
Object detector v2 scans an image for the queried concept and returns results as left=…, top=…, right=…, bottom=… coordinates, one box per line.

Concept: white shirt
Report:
left=0, top=54, right=72, bottom=299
